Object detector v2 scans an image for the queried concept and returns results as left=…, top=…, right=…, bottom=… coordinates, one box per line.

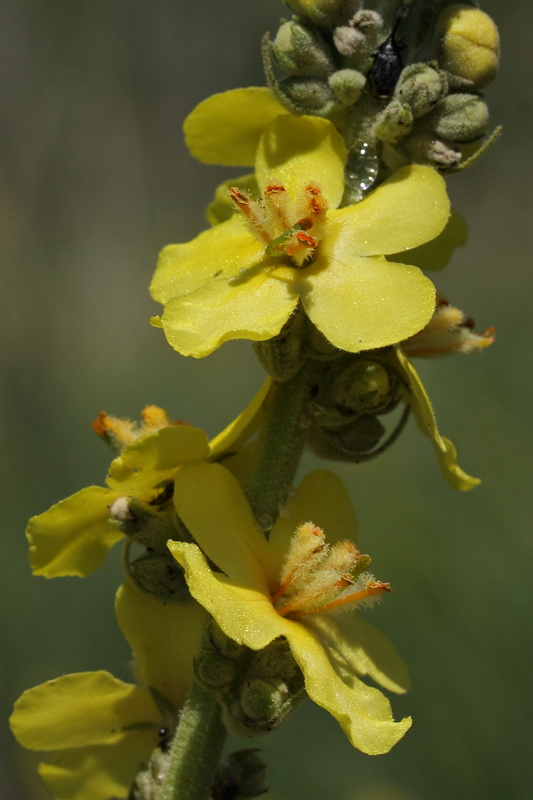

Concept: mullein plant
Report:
left=10, top=1, right=500, bottom=798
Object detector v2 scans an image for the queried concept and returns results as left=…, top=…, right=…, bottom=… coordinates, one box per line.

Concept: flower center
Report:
left=228, top=182, right=328, bottom=267
left=272, top=522, right=391, bottom=620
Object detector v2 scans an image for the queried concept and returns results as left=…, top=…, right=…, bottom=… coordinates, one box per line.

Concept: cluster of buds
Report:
left=378, top=4, right=499, bottom=172
left=265, top=2, right=499, bottom=181
left=307, top=351, right=408, bottom=462
left=195, top=621, right=305, bottom=737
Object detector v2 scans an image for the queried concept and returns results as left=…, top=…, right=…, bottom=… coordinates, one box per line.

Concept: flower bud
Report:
left=437, top=5, right=500, bottom=89
left=331, top=361, right=393, bottom=415
left=328, top=69, right=366, bottom=105
left=240, top=678, right=289, bottom=723
left=333, top=25, right=365, bottom=58
left=395, top=63, right=447, bottom=118
left=284, top=0, right=345, bottom=27
left=276, top=76, right=339, bottom=115
left=272, top=20, right=334, bottom=77
left=431, top=93, right=489, bottom=142
left=374, top=99, right=413, bottom=144
left=128, top=552, right=190, bottom=603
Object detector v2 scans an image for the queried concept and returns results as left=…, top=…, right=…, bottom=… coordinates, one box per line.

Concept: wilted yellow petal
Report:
left=38, top=734, right=154, bottom=800
left=173, top=463, right=273, bottom=588
left=115, top=581, right=206, bottom=709
left=26, top=487, right=122, bottom=578
left=10, top=673, right=159, bottom=750
left=307, top=614, right=410, bottom=694
left=168, top=541, right=286, bottom=649
left=394, top=348, right=480, bottom=490
left=286, top=623, right=412, bottom=754
left=106, top=426, right=210, bottom=496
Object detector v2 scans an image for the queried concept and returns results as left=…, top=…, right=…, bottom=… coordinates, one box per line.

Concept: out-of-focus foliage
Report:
left=1, top=1, right=531, bottom=798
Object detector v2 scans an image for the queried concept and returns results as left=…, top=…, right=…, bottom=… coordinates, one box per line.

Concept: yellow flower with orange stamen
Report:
left=150, top=115, right=450, bottom=358
left=168, top=463, right=411, bottom=755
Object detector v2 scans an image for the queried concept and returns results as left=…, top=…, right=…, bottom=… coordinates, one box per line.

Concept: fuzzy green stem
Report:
left=159, top=678, right=226, bottom=800
left=243, top=359, right=315, bottom=530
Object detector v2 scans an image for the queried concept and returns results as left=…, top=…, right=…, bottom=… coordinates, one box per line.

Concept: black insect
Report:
left=367, top=22, right=405, bottom=98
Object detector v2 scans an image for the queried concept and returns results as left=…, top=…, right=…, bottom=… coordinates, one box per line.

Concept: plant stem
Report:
left=159, top=678, right=226, bottom=800
left=243, top=359, right=315, bottom=530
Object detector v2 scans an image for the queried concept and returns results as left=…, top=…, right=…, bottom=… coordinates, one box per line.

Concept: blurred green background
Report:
left=1, top=1, right=531, bottom=798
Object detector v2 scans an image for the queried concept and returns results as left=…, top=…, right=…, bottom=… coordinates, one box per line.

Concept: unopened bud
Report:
left=395, top=63, right=447, bottom=118
left=240, top=678, right=289, bottom=723
left=272, top=21, right=334, bottom=78
left=374, top=100, right=413, bottom=144
left=437, top=4, right=500, bottom=89
left=328, top=69, right=366, bottom=105
left=284, top=0, right=345, bottom=27
left=431, top=93, right=489, bottom=143
left=276, top=76, right=339, bottom=115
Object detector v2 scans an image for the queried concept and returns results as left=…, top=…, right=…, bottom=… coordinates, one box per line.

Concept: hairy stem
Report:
left=159, top=679, right=226, bottom=800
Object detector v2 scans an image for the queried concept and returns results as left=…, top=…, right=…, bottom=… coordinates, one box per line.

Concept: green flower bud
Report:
left=309, top=415, right=386, bottom=462
left=331, top=361, right=393, bottom=415
left=276, top=76, right=339, bottom=115
left=437, top=4, right=500, bottom=89
left=431, top=93, right=489, bottom=143
left=240, top=678, right=289, bottom=723
left=195, top=636, right=238, bottom=689
left=333, top=25, right=366, bottom=58
left=253, top=310, right=305, bottom=381
left=272, top=20, right=334, bottom=77
left=374, top=99, right=413, bottom=144
left=328, top=69, right=366, bottom=105
left=283, top=0, right=345, bottom=27
left=128, top=552, right=190, bottom=603
left=395, top=63, right=448, bottom=118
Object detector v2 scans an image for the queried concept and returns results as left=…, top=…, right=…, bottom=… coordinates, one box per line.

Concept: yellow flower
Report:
left=27, top=384, right=269, bottom=578
left=168, top=463, right=412, bottom=755
left=151, top=114, right=449, bottom=358
left=10, top=580, right=206, bottom=800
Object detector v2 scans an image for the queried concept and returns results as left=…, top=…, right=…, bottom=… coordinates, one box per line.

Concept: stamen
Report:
left=228, top=187, right=271, bottom=244
left=289, top=581, right=392, bottom=618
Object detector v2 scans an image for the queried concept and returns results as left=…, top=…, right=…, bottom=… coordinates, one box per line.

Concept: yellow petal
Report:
left=206, top=173, right=258, bottom=226
left=286, top=623, right=412, bottom=754
left=306, top=614, right=410, bottom=694
left=255, top=115, right=346, bottom=208
left=115, top=581, right=206, bottom=709
left=10, top=672, right=160, bottom=750
left=394, top=347, right=480, bottom=490
left=106, top=426, right=209, bottom=497
left=209, top=377, right=271, bottom=460
left=184, top=87, right=287, bottom=166
left=168, top=541, right=288, bottom=649
left=390, top=207, right=468, bottom=271
left=159, top=269, right=298, bottom=358
left=26, top=487, right=123, bottom=578
left=329, top=166, right=450, bottom=256
left=172, top=463, right=273, bottom=589
left=268, top=470, right=357, bottom=573
left=300, top=253, right=436, bottom=352
left=38, top=734, right=154, bottom=800
left=150, top=217, right=261, bottom=304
